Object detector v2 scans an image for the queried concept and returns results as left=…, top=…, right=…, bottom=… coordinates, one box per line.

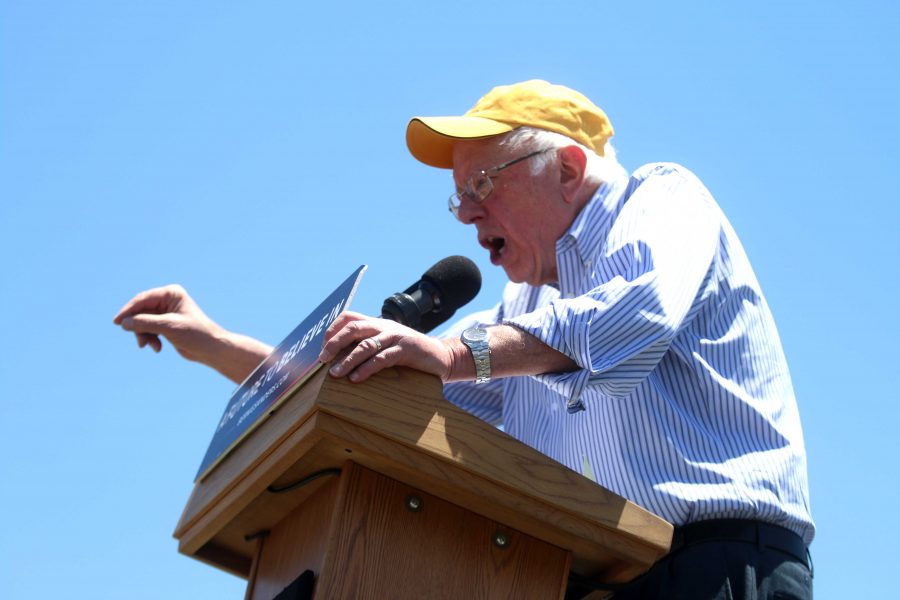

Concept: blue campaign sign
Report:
left=195, top=265, right=367, bottom=481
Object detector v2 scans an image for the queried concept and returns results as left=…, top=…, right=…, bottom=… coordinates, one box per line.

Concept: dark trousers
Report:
left=612, top=520, right=812, bottom=600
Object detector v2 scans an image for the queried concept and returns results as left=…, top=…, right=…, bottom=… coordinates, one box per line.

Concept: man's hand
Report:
left=319, top=311, right=468, bottom=383
left=113, top=284, right=272, bottom=384
left=319, top=311, right=579, bottom=385
left=114, top=284, right=221, bottom=358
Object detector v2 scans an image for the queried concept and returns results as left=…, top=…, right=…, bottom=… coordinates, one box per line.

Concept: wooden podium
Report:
left=174, top=366, right=672, bottom=599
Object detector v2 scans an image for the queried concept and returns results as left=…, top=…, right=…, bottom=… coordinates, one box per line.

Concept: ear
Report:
left=557, top=145, right=587, bottom=204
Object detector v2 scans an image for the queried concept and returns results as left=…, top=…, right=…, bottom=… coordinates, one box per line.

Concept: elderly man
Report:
left=115, top=80, right=814, bottom=599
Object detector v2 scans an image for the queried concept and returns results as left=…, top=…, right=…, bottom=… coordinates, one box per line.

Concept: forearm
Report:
left=443, top=324, right=578, bottom=383
left=206, top=330, right=274, bottom=384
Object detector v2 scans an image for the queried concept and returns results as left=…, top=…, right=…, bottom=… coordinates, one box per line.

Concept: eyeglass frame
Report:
left=448, top=147, right=553, bottom=220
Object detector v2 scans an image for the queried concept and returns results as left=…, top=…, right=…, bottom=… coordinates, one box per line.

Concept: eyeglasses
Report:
left=448, top=148, right=552, bottom=220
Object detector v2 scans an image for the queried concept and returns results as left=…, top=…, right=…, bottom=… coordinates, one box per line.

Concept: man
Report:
left=115, top=80, right=814, bottom=599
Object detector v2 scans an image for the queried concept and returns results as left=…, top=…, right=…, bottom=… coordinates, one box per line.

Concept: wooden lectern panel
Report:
left=251, top=463, right=570, bottom=600
left=247, top=475, right=340, bottom=599
left=174, top=366, right=673, bottom=592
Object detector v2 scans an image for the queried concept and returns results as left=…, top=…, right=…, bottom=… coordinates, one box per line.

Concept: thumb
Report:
left=120, top=313, right=180, bottom=336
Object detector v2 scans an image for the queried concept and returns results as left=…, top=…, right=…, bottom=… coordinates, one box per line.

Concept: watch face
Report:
left=463, top=327, right=488, bottom=343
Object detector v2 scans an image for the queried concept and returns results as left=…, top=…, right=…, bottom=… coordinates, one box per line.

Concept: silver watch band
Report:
left=461, top=326, right=491, bottom=384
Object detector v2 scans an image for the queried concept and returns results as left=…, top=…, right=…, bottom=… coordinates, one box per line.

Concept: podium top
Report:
left=175, top=366, right=672, bottom=582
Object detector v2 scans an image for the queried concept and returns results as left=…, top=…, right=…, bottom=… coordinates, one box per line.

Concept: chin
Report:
left=502, top=267, right=541, bottom=287
left=501, top=265, right=526, bottom=284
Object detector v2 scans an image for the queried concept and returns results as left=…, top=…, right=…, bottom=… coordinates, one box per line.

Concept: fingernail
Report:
left=329, top=364, right=342, bottom=376
left=121, top=317, right=134, bottom=331
left=319, top=350, right=331, bottom=362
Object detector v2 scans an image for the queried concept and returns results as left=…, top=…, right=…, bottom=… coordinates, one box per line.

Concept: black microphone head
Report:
left=382, top=256, right=482, bottom=333
left=421, top=255, right=482, bottom=311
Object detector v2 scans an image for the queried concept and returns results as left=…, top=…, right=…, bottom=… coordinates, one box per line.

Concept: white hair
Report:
left=496, top=127, right=627, bottom=185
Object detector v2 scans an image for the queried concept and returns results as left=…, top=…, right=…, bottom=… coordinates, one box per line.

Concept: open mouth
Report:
left=484, top=236, right=506, bottom=263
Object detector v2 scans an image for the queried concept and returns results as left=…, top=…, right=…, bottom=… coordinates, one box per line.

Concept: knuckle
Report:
left=331, top=312, right=358, bottom=331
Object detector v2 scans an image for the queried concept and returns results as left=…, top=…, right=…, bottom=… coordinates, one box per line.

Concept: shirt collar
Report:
left=557, top=176, right=628, bottom=267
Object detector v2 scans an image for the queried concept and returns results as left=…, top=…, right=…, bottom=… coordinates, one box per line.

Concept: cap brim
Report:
left=406, top=116, right=514, bottom=169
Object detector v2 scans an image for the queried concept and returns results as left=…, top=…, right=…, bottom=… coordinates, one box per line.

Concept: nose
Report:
left=456, top=197, right=486, bottom=225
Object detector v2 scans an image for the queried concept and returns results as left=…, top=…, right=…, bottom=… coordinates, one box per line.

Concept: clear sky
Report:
left=2, top=1, right=897, bottom=598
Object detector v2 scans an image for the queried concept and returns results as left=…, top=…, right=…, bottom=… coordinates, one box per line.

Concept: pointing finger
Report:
left=113, top=284, right=186, bottom=324
left=119, top=313, right=176, bottom=336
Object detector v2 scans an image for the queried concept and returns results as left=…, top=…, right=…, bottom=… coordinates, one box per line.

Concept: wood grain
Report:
left=316, top=371, right=671, bottom=554
left=173, top=366, right=673, bottom=590
left=249, top=476, right=341, bottom=600
left=314, top=463, right=570, bottom=600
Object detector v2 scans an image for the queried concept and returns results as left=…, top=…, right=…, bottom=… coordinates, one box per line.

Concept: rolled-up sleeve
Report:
left=506, top=168, right=722, bottom=408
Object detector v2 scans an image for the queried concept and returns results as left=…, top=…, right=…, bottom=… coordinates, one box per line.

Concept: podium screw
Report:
left=493, top=531, right=510, bottom=548
left=405, top=494, right=423, bottom=513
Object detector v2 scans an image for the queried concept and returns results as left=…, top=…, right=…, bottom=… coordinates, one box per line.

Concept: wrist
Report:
left=212, top=328, right=273, bottom=384
left=441, top=338, right=476, bottom=382
left=459, top=326, right=492, bottom=384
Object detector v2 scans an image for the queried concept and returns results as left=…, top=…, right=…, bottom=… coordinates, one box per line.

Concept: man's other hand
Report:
left=113, top=284, right=272, bottom=384
left=113, top=284, right=222, bottom=360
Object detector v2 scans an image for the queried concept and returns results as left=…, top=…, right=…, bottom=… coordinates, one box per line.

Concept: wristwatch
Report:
left=460, top=326, right=491, bottom=384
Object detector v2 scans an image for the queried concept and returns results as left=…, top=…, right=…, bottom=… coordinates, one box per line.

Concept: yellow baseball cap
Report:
left=406, top=79, right=615, bottom=169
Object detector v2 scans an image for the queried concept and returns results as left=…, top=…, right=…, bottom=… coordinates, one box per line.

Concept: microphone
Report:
left=381, top=256, right=482, bottom=333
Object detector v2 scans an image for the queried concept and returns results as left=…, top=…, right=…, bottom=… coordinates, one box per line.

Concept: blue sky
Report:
left=1, top=1, right=897, bottom=597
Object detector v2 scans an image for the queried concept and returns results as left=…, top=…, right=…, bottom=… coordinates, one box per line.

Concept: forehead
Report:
left=451, top=138, right=507, bottom=182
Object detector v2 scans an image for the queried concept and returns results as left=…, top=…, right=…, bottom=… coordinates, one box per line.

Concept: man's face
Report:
left=452, top=139, right=567, bottom=287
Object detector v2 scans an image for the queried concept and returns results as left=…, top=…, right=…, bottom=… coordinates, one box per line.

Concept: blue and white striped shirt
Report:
left=443, top=163, right=815, bottom=544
